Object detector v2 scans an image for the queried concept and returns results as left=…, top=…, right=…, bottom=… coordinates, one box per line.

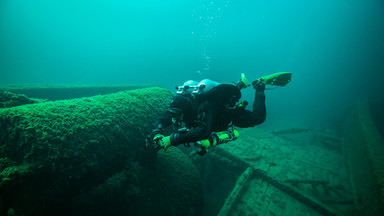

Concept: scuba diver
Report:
left=146, top=72, right=292, bottom=155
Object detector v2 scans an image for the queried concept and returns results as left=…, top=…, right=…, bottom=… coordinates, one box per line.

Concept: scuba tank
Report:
left=176, top=80, right=199, bottom=95
left=176, top=79, right=220, bottom=96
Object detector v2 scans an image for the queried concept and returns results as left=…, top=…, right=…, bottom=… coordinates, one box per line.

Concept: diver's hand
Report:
left=158, top=136, right=172, bottom=150
left=145, top=129, right=164, bottom=151
left=150, top=130, right=172, bottom=150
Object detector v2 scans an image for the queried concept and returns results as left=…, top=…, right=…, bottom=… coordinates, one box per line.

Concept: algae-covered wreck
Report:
left=0, top=86, right=203, bottom=216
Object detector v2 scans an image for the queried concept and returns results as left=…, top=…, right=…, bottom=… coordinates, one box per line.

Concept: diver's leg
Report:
left=252, top=82, right=266, bottom=123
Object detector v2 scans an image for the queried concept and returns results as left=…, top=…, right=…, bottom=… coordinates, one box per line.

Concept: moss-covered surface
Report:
left=0, top=87, right=203, bottom=216
left=0, top=91, right=44, bottom=108
left=0, top=84, right=154, bottom=101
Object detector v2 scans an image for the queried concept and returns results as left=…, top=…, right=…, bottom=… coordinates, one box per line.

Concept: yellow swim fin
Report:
left=253, top=72, right=292, bottom=87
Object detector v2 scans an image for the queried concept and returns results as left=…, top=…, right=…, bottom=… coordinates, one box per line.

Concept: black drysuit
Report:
left=154, top=84, right=266, bottom=146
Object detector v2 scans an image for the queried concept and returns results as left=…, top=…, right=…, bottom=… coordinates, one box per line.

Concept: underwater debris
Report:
left=218, top=167, right=253, bottom=216
left=317, top=132, right=343, bottom=152
left=271, top=127, right=311, bottom=135
left=190, top=127, right=359, bottom=215
left=208, top=149, right=339, bottom=216
left=284, top=179, right=329, bottom=187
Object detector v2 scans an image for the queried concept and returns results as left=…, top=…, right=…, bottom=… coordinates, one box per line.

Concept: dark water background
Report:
left=1, top=0, right=383, bottom=129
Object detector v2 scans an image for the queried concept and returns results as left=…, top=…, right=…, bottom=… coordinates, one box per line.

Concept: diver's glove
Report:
left=158, top=136, right=172, bottom=150
left=148, top=129, right=174, bottom=150
left=146, top=129, right=164, bottom=151
left=252, top=79, right=265, bottom=92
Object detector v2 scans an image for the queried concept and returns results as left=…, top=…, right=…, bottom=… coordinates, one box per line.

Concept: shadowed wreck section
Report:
left=342, top=99, right=384, bottom=215
left=0, top=87, right=203, bottom=216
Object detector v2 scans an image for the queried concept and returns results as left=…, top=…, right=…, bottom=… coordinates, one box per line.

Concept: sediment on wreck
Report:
left=0, top=87, right=203, bottom=216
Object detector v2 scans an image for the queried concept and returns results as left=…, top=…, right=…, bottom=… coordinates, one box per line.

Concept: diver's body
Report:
left=150, top=76, right=266, bottom=152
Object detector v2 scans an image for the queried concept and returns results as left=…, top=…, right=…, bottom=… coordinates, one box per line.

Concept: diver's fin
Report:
left=253, top=72, right=292, bottom=87
left=235, top=73, right=250, bottom=90
left=240, top=73, right=250, bottom=87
